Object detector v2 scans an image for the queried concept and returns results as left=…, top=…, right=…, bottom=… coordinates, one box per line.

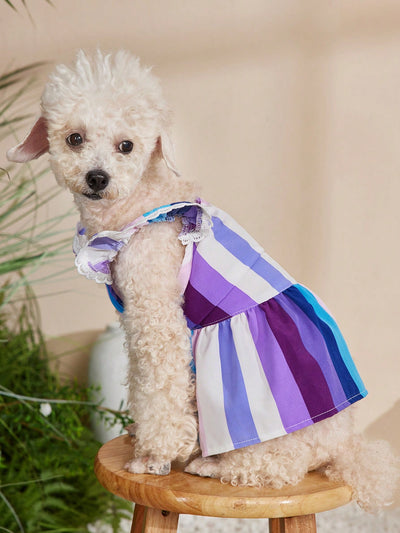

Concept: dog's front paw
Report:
left=148, top=460, right=171, bottom=475
left=125, top=457, right=171, bottom=476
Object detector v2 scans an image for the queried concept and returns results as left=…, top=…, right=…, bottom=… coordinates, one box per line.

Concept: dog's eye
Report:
left=66, top=133, right=83, bottom=147
left=118, top=140, right=133, bottom=154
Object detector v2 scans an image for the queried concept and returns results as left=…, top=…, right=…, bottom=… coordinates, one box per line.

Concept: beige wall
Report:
left=1, top=1, right=400, bottom=433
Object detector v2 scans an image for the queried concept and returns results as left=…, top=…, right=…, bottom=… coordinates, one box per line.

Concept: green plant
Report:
left=0, top=312, right=132, bottom=532
left=0, top=64, right=74, bottom=313
left=3, top=0, right=52, bottom=13
left=0, top=64, right=133, bottom=532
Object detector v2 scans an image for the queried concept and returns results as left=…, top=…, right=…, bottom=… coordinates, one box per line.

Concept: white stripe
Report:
left=230, top=312, right=287, bottom=442
left=196, top=233, right=280, bottom=304
left=195, top=325, right=233, bottom=457
left=207, top=205, right=296, bottom=285
left=177, top=241, right=193, bottom=293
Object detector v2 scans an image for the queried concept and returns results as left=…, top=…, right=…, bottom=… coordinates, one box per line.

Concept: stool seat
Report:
left=95, top=435, right=353, bottom=532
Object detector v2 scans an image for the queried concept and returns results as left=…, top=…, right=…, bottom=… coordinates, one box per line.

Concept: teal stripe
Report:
left=142, top=203, right=171, bottom=218
left=142, top=201, right=190, bottom=219
left=293, top=284, right=367, bottom=397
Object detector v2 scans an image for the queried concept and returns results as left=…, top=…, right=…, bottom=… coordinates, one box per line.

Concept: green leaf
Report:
left=2, top=1, right=17, bottom=11
left=0, top=491, right=24, bottom=533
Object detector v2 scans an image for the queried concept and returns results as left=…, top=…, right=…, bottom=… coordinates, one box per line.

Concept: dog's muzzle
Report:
left=84, top=170, right=110, bottom=199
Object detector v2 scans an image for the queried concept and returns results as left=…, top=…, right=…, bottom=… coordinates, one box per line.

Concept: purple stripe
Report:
left=181, top=205, right=199, bottom=223
left=261, top=299, right=337, bottom=421
left=218, top=319, right=260, bottom=449
left=286, top=285, right=366, bottom=402
left=90, top=236, right=124, bottom=251
left=274, top=292, right=349, bottom=409
left=78, top=226, right=86, bottom=235
left=184, top=282, right=230, bottom=328
left=211, top=217, right=292, bottom=292
left=88, top=260, right=110, bottom=274
left=246, top=306, right=311, bottom=431
left=189, top=245, right=256, bottom=316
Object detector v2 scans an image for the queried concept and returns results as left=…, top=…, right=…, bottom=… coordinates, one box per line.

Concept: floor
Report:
left=178, top=503, right=400, bottom=532
left=89, top=502, right=400, bottom=532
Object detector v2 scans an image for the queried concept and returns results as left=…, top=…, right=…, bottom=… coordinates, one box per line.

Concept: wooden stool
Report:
left=95, top=435, right=352, bottom=532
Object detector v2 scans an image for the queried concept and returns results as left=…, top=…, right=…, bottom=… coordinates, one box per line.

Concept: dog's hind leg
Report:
left=185, top=455, right=222, bottom=478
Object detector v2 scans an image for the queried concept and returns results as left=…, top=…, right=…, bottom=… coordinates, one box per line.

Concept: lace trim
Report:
left=73, top=223, right=136, bottom=285
left=75, top=257, right=113, bottom=285
left=178, top=204, right=212, bottom=245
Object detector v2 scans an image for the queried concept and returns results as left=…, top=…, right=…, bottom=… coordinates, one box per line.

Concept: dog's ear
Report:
left=158, top=132, right=180, bottom=177
left=7, top=116, right=49, bottom=163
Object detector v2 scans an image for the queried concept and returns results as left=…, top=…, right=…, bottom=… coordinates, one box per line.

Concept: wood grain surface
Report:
left=269, top=514, right=317, bottom=533
left=95, top=435, right=353, bottom=519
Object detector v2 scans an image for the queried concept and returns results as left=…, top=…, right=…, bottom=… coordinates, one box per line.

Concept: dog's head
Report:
left=7, top=50, right=179, bottom=201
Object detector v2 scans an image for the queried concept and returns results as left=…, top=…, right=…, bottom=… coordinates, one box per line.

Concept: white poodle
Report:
left=7, top=50, right=398, bottom=511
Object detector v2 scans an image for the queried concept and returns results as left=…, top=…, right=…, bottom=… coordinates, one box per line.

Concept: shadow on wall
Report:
left=365, top=401, right=400, bottom=506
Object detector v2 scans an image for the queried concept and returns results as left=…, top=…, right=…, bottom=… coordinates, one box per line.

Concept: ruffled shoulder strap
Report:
left=73, top=200, right=212, bottom=284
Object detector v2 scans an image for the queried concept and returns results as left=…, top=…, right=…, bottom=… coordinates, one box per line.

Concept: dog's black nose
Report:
left=85, top=170, right=110, bottom=192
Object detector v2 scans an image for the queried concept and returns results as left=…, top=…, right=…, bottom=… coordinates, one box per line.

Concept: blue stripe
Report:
left=284, top=284, right=367, bottom=402
left=189, top=330, right=196, bottom=374
left=218, top=319, right=261, bottom=449
left=143, top=202, right=192, bottom=219
left=106, top=285, right=124, bottom=314
left=90, top=236, right=123, bottom=251
left=142, top=203, right=174, bottom=218
left=211, top=216, right=291, bottom=292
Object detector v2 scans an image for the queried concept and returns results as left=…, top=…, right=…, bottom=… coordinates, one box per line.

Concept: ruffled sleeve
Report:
left=73, top=200, right=212, bottom=286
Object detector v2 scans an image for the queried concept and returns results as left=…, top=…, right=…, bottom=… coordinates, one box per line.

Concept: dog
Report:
left=7, top=50, right=398, bottom=511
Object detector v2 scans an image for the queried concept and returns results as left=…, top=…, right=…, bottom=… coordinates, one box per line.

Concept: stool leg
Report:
left=269, top=514, right=316, bottom=533
left=131, top=504, right=146, bottom=532
left=130, top=504, right=179, bottom=533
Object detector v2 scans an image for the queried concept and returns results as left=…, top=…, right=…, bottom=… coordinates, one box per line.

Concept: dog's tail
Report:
left=323, top=435, right=399, bottom=512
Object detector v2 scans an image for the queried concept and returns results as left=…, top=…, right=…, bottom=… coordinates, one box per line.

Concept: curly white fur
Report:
left=7, top=49, right=399, bottom=511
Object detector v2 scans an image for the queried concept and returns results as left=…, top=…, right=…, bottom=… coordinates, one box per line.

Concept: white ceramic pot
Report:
left=88, top=322, right=128, bottom=443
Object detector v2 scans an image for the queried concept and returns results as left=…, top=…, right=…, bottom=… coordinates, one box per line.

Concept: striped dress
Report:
left=73, top=200, right=367, bottom=457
